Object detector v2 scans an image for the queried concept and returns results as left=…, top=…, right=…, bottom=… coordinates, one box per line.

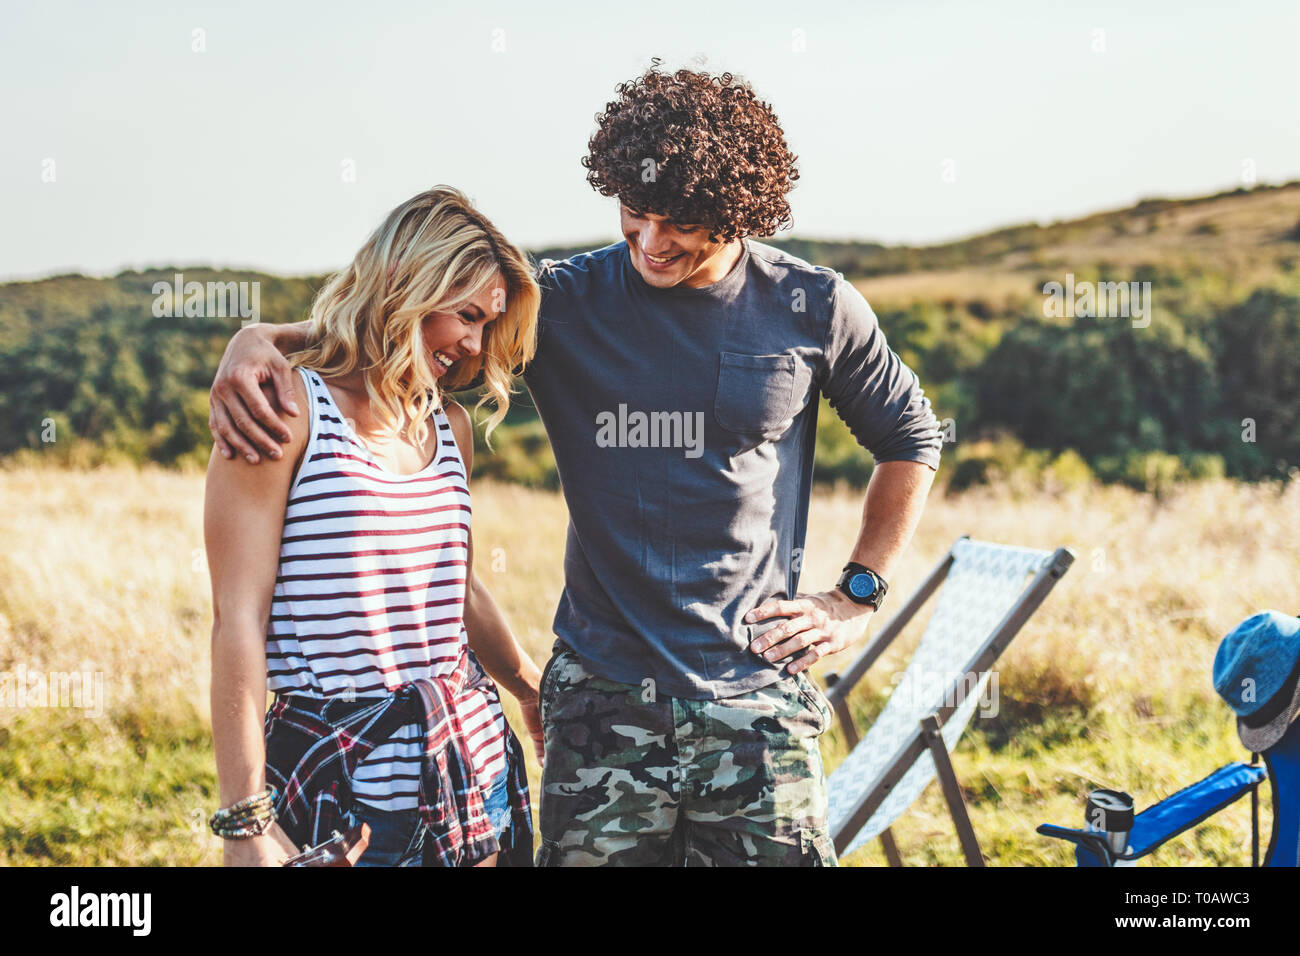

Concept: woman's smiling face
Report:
left=420, top=275, right=503, bottom=378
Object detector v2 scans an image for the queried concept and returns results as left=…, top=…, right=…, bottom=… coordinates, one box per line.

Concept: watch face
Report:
left=848, top=573, right=877, bottom=600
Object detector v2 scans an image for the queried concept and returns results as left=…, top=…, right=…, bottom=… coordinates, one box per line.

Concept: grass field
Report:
left=1, top=464, right=1297, bottom=866
left=853, top=183, right=1300, bottom=312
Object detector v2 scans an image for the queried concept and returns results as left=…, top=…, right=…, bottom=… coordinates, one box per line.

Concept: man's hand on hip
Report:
left=744, top=589, right=872, bottom=675
left=209, top=324, right=301, bottom=464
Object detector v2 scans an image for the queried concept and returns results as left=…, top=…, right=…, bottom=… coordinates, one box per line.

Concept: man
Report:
left=208, top=63, right=942, bottom=866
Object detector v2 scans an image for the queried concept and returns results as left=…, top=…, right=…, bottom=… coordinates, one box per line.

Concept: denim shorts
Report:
left=351, top=769, right=512, bottom=867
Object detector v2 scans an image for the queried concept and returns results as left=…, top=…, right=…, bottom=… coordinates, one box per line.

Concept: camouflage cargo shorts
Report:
left=536, top=640, right=838, bottom=866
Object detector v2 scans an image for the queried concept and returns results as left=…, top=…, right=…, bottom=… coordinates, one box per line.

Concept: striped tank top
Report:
left=266, top=366, right=508, bottom=811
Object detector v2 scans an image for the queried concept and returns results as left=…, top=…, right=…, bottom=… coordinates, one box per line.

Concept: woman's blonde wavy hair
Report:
left=288, top=185, right=540, bottom=449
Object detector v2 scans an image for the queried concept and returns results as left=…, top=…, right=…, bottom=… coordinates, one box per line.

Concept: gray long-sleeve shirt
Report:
left=523, top=238, right=942, bottom=699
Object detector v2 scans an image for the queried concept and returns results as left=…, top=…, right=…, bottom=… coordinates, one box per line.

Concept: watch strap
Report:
left=837, top=562, right=888, bottom=609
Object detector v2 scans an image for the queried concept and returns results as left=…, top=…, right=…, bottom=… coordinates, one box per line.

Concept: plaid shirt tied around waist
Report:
left=263, top=648, right=533, bottom=867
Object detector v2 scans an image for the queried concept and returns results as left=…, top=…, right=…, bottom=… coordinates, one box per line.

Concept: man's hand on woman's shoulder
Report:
left=209, top=322, right=306, bottom=464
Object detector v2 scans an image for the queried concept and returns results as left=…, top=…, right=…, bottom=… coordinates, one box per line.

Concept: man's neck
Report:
left=682, top=238, right=744, bottom=289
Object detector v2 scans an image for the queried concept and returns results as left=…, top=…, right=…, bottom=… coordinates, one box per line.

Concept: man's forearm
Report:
left=847, top=459, right=936, bottom=583
left=747, top=460, right=935, bottom=672
left=264, top=319, right=312, bottom=355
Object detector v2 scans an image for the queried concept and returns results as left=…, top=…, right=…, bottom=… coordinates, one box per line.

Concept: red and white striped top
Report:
left=266, top=366, right=508, bottom=811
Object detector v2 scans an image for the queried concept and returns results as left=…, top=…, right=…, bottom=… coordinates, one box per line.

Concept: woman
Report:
left=204, top=186, right=544, bottom=866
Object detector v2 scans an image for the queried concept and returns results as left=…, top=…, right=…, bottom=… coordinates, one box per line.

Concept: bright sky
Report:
left=3, top=0, right=1299, bottom=281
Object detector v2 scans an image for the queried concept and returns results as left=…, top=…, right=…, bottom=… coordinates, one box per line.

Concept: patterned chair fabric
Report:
left=826, top=539, right=1057, bottom=857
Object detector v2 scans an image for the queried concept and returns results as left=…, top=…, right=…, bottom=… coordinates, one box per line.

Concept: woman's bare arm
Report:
left=444, top=402, right=545, bottom=764
left=205, top=375, right=309, bottom=864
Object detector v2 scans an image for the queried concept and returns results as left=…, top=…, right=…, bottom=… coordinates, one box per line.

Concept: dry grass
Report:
left=854, top=270, right=1038, bottom=312
left=1, top=464, right=1297, bottom=865
left=855, top=185, right=1300, bottom=310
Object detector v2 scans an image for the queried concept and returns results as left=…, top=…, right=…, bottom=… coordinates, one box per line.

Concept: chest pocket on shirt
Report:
left=714, top=351, right=804, bottom=438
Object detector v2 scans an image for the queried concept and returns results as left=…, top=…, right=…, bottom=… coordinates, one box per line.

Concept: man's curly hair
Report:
left=582, top=61, right=799, bottom=242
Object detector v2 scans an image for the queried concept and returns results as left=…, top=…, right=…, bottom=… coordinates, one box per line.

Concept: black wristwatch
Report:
left=835, top=562, right=888, bottom=610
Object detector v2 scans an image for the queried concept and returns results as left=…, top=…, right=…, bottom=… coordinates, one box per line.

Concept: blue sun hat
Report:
left=1213, top=610, right=1300, bottom=752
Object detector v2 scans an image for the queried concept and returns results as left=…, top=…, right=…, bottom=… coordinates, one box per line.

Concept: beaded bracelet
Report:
left=209, top=786, right=277, bottom=839
left=209, top=785, right=280, bottom=839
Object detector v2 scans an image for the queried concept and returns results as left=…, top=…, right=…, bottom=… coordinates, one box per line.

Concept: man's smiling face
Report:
left=619, top=202, right=738, bottom=289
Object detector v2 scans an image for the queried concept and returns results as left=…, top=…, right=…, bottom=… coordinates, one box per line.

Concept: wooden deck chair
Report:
left=821, top=535, right=1075, bottom=865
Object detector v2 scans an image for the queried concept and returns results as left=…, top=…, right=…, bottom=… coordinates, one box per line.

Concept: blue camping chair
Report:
left=1037, top=712, right=1300, bottom=866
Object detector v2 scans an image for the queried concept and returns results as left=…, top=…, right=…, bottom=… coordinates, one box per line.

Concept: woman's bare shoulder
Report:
left=269, top=366, right=313, bottom=450
left=442, top=400, right=475, bottom=477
